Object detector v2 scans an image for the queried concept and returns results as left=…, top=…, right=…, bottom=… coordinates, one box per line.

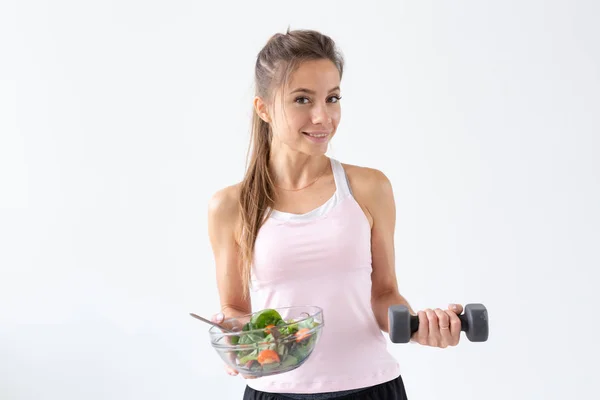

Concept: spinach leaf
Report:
left=250, top=309, right=283, bottom=329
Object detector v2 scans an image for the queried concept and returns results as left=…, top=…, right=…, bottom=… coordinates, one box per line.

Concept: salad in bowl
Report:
left=208, top=306, right=324, bottom=377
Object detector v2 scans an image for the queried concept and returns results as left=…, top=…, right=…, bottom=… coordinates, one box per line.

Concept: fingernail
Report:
left=216, top=312, right=224, bottom=321
left=451, top=304, right=457, bottom=310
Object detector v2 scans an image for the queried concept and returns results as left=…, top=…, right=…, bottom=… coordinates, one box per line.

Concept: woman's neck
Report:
left=268, top=151, right=329, bottom=191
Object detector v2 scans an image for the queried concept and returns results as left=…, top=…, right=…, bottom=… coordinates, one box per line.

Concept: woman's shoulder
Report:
left=338, top=161, right=394, bottom=227
left=208, top=183, right=242, bottom=224
left=339, top=161, right=393, bottom=192
left=207, top=182, right=245, bottom=242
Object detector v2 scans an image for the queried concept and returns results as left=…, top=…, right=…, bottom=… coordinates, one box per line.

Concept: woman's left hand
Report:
left=411, top=304, right=463, bottom=348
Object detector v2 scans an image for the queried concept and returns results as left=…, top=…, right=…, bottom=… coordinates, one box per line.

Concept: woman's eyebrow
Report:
left=289, top=86, right=340, bottom=95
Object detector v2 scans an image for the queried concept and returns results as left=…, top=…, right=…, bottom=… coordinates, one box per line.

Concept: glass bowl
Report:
left=208, top=306, right=324, bottom=377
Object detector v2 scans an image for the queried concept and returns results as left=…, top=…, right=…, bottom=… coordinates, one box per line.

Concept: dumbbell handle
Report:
left=409, top=313, right=470, bottom=334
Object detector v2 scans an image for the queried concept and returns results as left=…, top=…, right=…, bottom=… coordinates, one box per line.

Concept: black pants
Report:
left=243, top=374, right=408, bottom=400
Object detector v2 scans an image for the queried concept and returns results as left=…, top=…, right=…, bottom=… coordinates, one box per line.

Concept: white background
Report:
left=1, top=1, right=599, bottom=399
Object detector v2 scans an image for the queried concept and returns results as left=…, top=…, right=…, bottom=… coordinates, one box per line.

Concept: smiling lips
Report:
left=303, top=131, right=329, bottom=138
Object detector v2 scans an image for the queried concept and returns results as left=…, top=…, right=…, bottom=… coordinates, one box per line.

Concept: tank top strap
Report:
left=330, top=158, right=353, bottom=198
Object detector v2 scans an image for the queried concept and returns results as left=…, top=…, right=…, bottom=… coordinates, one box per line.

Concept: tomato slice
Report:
left=295, top=328, right=311, bottom=342
left=257, top=349, right=280, bottom=365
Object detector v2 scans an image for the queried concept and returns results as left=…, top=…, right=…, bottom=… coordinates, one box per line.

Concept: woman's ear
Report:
left=253, top=96, right=271, bottom=123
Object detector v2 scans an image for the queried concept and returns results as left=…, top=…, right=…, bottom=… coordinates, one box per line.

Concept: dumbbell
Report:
left=388, top=303, right=489, bottom=343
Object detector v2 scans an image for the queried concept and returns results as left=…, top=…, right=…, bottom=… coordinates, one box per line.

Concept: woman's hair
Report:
left=237, top=27, right=345, bottom=300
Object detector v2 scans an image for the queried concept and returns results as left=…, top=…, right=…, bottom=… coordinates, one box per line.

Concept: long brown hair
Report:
left=237, top=28, right=345, bottom=301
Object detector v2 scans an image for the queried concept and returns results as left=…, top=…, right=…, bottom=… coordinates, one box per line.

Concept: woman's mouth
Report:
left=302, top=132, right=330, bottom=143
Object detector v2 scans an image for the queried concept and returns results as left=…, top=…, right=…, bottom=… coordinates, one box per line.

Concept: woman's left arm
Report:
left=366, top=168, right=462, bottom=348
left=364, top=168, right=414, bottom=333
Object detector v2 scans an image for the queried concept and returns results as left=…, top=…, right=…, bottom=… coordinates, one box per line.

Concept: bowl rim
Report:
left=208, top=305, right=323, bottom=338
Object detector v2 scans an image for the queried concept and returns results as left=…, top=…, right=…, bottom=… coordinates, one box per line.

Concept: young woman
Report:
left=208, top=28, right=463, bottom=400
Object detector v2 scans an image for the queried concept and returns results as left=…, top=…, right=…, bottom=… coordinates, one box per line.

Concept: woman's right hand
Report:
left=212, top=312, right=256, bottom=379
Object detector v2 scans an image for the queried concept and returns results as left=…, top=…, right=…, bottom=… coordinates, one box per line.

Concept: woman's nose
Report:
left=312, top=104, right=333, bottom=125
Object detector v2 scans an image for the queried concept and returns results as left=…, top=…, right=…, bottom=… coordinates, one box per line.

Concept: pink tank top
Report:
left=246, top=158, right=400, bottom=394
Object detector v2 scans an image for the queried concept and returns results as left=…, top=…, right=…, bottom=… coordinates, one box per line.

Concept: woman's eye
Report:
left=295, top=95, right=342, bottom=104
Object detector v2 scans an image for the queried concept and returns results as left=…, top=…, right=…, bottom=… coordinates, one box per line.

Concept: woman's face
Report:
left=256, top=59, right=342, bottom=156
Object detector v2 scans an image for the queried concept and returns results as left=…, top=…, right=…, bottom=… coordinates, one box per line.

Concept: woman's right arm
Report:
left=207, top=185, right=253, bottom=377
left=208, top=184, right=252, bottom=320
